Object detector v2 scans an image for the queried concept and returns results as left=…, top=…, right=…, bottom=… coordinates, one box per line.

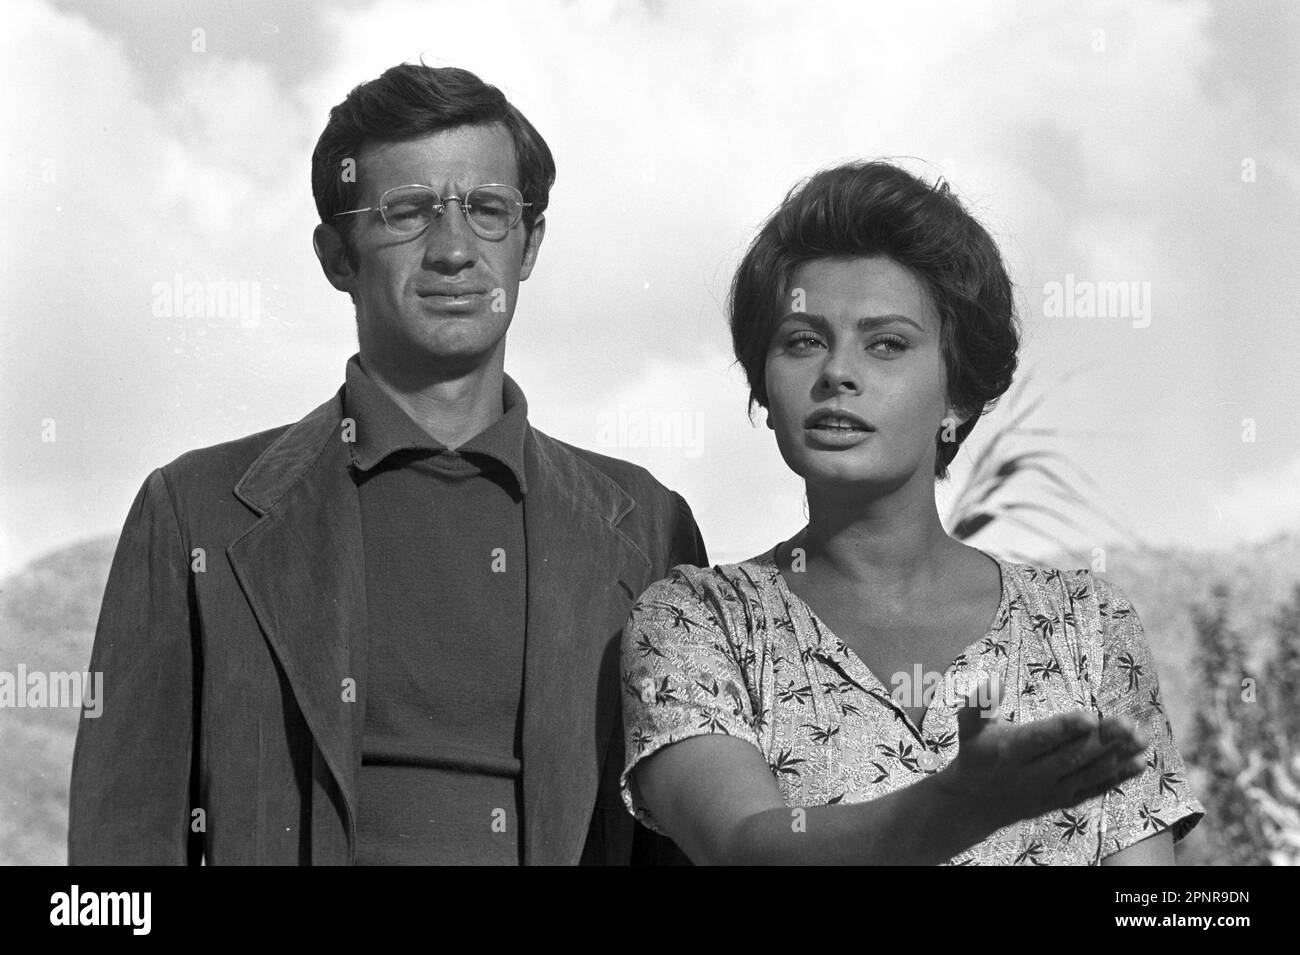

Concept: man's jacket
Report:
left=68, top=383, right=706, bottom=864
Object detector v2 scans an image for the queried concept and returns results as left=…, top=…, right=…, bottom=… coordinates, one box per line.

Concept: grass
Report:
left=945, top=364, right=1136, bottom=565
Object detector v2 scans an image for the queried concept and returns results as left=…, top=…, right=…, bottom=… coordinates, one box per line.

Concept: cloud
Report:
left=1207, top=452, right=1300, bottom=547
left=0, top=1, right=352, bottom=574
left=2, top=0, right=1297, bottom=576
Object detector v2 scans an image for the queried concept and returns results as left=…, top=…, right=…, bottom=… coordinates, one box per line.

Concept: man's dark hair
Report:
left=728, top=160, right=1020, bottom=480
left=311, top=63, right=555, bottom=263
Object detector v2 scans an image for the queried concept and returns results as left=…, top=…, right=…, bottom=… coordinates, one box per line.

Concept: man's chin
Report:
left=415, top=333, right=504, bottom=366
left=363, top=326, right=509, bottom=377
left=407, top=308, right=510, bottom=348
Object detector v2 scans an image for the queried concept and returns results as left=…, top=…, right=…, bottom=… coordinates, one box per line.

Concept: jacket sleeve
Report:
left=667, top=490, right=708, bottom=569
left=68, top=468, right=202, bottom=864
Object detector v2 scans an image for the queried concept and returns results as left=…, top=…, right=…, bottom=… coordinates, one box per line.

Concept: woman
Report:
left=619, top=161, right=1204, bottom=865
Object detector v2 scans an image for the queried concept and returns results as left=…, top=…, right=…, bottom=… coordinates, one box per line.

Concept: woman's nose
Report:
left=817, top=346, right=861, bottom=394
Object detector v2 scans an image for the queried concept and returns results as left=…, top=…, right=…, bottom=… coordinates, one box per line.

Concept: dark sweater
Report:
left=345, top=355, right=528, bottom=865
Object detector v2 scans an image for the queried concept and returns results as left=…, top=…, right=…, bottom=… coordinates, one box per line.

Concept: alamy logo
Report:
left=151, top=272, right=262, bottom=326
left=1042, top=274, right=1152, bottom=328
left=50, top=885, right=151, bottom=935
left=595, top=405, right=704, bottom=458
left=0, top=666, right=103, bottom=718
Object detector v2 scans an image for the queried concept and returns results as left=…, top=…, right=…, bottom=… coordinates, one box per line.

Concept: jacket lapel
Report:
left=223, top=389, right=651, bottom=866
left=520, top=430, right=651, bottom=865
left=226, top=389, right=367, bottom=858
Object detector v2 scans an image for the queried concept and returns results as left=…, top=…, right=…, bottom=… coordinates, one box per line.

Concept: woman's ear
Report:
left=940, top=406, right=972, bottom=445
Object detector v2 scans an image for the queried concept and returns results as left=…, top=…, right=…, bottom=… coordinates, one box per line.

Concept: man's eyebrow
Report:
left=776, top=312, right=927, bottom=333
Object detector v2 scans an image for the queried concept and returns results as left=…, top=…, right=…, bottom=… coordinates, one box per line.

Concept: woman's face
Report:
left=763, top=255, right=958, bottom=494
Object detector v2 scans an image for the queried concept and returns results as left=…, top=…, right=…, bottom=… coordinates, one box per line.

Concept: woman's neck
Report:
left=796, top=481, right=959, bottom=597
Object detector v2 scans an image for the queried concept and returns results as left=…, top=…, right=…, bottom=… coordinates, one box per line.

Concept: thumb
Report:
left=956, top=672, right=1002, bottom=739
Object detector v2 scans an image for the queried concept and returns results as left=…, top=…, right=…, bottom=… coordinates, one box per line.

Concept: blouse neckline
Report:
left=744, top=542, right=1013, bottom=738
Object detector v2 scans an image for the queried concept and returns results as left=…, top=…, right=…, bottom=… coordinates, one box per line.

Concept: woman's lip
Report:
left=803, top=425, right=873, bottom=448
left=804, top=421, right=872, bottom=432
left=803, top=411, right=872, bottom=429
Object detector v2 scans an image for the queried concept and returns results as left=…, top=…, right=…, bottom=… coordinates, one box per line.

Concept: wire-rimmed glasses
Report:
left=331, top=183, right=531, bottom=240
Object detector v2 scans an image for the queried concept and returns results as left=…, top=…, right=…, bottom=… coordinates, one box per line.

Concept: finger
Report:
left=1055, top=727, right=1149, bottom=779
left=1098, top=715, right=1148, bottom=749
left=1062, top=751, right=1147, bottom=799
left=1032, top=728, right=1110, bottom=777
left=1032, top=714, right=1149, bottom=776
left=1017, top=709, right=1098, bottom=761
left=981, top=671, right=1002, bottom=714
left=956, top=673, right=1001, bottom=738
left=1054, top=739, right=1133, bottom=787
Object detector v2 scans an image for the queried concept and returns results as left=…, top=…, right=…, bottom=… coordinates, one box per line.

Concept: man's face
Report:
left=317, top=123, right=544, bottom=377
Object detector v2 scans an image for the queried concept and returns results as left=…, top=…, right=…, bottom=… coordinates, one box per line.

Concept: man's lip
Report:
left=803, top=408, right=873, bottom=430
left=417, top=289, right=487, bottom=297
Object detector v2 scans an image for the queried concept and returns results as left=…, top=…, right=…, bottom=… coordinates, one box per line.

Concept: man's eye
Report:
left=387, top=202, right=427, bottom=220
left=469, top=205, right=509, bottom=223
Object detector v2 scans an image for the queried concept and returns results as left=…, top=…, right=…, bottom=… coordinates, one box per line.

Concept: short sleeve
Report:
left=1094, top=579, right=1205, bottom=856
left=619, top=568, right=763, bottom=834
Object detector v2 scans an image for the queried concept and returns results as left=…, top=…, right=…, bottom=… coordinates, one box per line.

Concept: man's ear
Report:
left=313, top=222, right=358, bottom=296
left=518, top=215, right=546, bottom=282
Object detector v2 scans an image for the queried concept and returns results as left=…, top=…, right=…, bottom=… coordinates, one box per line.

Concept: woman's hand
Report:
left=937, top=673, right=1148, bottom=832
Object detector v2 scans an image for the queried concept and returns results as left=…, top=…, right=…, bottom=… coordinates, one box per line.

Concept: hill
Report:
left=0, top=535, right=116, bottom=865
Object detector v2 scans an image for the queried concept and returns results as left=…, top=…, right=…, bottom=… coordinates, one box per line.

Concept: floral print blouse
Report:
left=620, top=546, right=1205, bottom=864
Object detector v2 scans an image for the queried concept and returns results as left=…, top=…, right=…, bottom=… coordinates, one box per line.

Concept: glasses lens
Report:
left=382, top=187, right=438, bottom=234
left=464, top=186, right=523, bottom=237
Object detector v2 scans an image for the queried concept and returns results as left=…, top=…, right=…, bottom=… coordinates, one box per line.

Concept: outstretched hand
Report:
left=940, top=672, right=1149, bottom=831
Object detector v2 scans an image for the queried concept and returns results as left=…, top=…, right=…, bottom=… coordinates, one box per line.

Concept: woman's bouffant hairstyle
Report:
left=728, top=160, right=1020, bottom=480
left=312, top=63, right=555, bottom=264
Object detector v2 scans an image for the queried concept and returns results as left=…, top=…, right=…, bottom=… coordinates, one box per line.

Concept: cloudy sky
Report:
left=2, top=0, right=1297, bottom=574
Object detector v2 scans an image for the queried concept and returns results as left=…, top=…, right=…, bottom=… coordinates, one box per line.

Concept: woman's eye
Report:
left=785, top=333, right=824, bottom=352
left=869, top=336, right=909, bottom=356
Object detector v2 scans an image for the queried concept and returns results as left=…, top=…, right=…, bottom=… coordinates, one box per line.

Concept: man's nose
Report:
left=421, top=201, right=477, bottom=272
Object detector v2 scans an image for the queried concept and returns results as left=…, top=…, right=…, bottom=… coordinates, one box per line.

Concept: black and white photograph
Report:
left=1, top=0, right=1295, bottom=910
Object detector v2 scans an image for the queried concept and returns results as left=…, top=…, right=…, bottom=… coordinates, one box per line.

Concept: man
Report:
left=68, top=63, right=706, bottom=865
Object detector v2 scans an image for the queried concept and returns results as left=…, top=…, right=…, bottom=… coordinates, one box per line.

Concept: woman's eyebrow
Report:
left=856, top=314, right=926, bottom=333
left=776, top=312, right=926, bottom=333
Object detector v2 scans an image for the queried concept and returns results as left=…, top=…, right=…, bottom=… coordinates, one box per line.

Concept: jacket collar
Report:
left=342, top=354, right=530, bottom=494
left=227, top=385, right=650, bottom=864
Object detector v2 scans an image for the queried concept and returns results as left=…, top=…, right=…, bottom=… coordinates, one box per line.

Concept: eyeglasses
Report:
left=331, top=183, right=531, bottom=240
